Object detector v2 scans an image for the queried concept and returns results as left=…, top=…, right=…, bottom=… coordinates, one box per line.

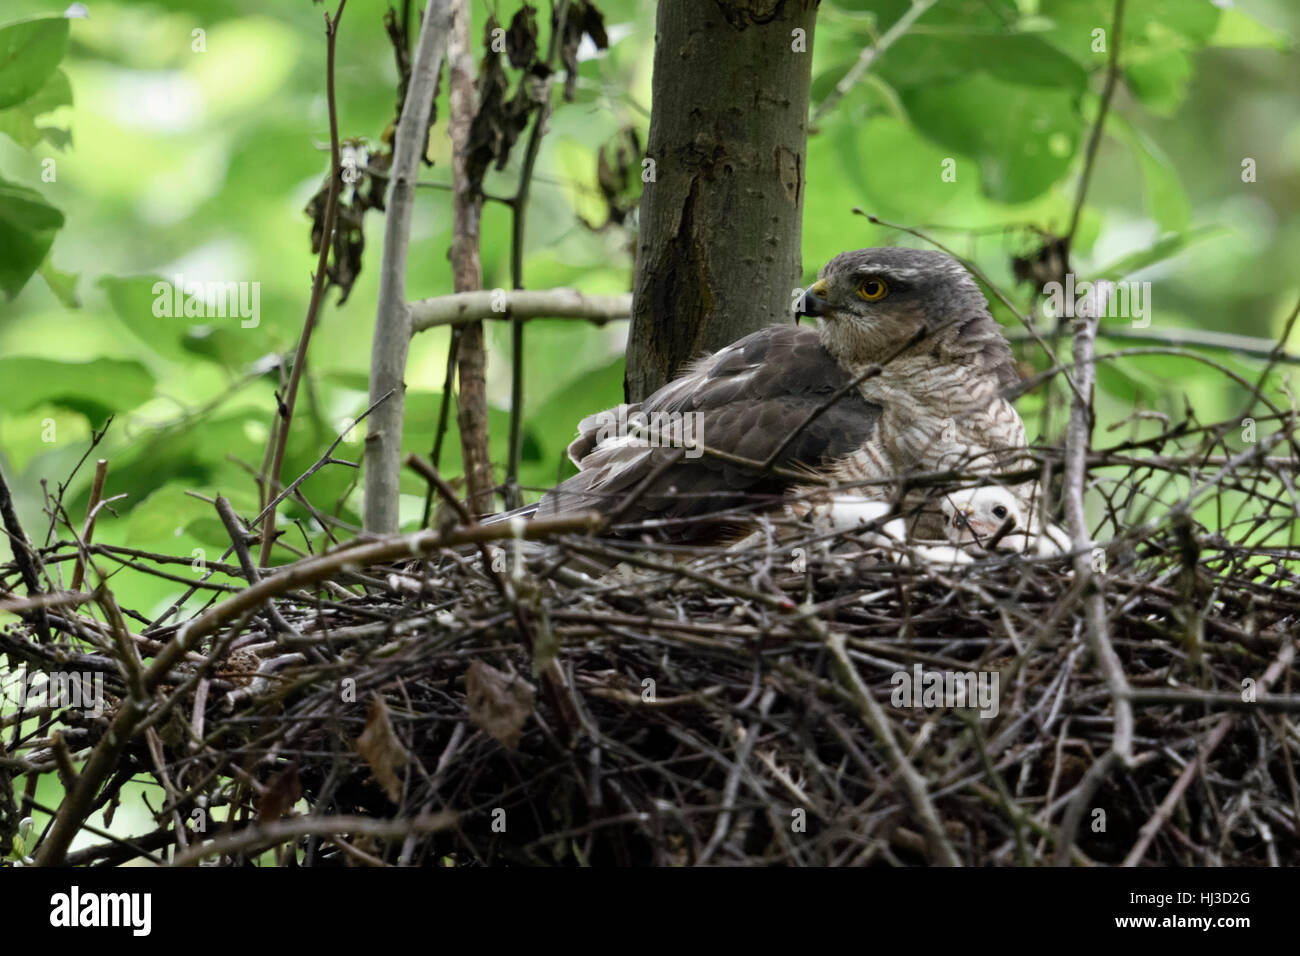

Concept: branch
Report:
left=69, top=458, right=108, bottom=590
left=31, top=511, right=598, bottom=866
left=260, top=1, right=348, bottom=565
left=171, top=812, right=458, bottom=867
left=1066, top=0, right=1126, bottom=247
left=1120, top=639, right=1296, bottom=867
left=760, top=320, right=939, bottom=471
left=410, top=289, right=631, bottom=331
left=1009, top=325, right=1300, bottom=366
left=810, top=0, right=937, bottom=131
left=0, top=464, right=50, bottom=643
left=822, top=627, right=961, bottom=866
left=447, top=0, right=494, bottom=515
left=1052, top=291, right=1134, bottom=864
left=504, top=0, right=572, bottom=510
left=364, top=0, right=454, bottom=533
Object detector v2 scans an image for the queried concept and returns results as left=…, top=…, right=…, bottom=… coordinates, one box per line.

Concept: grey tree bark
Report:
left=364, top=0, right=451, bottom=534
left=625, top=0, right=817, bottom=402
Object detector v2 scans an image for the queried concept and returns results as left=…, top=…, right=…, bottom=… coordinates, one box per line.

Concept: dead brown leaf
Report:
left=466, top=660, right=535, bottom=750
left=258, top=762, right=302, bottom=824
left=356, top=695, right=411, bottom=803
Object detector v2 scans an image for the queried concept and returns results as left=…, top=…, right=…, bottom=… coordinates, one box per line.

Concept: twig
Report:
left=504, top=0, right=572, bottom=510
left=1066, top=0, right=1126, bottom=248
left=216, top=496, right=296, bottom=635
left=1051, top=294, right=1134, bottom=865
left=171, top=812, right=458, bottom=867
left=820, top=627, right=961, bottom=866
left=31, top=512, right=596, bottom=866
left=0, top=465, right=50, bottom=643
left=810, top=0, right=938, bottom=131
left=761, top=321, right=936, bottom=471
left=69, top=459, right=108, bottom=590
left=1009, top=324, right=1300, bottom=367
left=405, top=452, right=581, bottom=740
left=146, top=393, right=389, bottom=634
left=42, top=415, right=112, bottom=548
left=1121, top=638, right=1296, bottom=866
left=260, top=0, right=349, bottom=565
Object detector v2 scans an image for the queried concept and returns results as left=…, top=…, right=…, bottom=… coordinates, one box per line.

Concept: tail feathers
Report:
left=479, top=502, right=539, bottom=526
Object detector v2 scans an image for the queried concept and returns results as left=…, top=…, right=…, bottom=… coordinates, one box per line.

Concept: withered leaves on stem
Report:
left=560, top=1, right=608, bottom=102
left=505, top=3, right=538, bottom=70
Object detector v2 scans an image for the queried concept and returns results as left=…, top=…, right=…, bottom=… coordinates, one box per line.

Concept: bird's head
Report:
left=799, top=248, right=1014, bottom=379
left=941, top=486, right=1022, bottom=548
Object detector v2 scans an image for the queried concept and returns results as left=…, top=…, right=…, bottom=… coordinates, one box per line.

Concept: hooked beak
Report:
left=954, top=506, right=998, bottom=540
left=798, top=278, right=833, bottom=319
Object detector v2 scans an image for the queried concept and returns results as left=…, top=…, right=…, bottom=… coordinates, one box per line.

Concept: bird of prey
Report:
left=789, top=483, right=1067, bottom=565
left=941, top=486, right=1069, bottom=557
left=533, top=247, right=1050, bottom=550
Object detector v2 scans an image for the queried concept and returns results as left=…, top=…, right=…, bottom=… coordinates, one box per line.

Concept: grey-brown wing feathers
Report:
left=537, top=325, right=881, bottom=537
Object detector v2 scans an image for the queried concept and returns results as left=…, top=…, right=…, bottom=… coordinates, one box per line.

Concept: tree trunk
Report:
left=625, top=0, right=817, bottom=402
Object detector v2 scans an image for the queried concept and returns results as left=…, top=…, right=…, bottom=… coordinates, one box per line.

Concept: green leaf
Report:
left=1106, top=113, right=1189, bottom=232
left=901, top=75, right=1080, bottom=202
left=98, top=275, right=194, bottom=361
left=881, top=33, right=1088, bottom=94
left=829, top=113, right=988, bottom=223
left=0, top=357, right=155, bottom=422
left=526, top=355, right=626, bottom=486
left=1134, top=0, right=1220, bottom=47
left=1036, top=0, right=1223, bottom=70
left=1209, top=8, right=1291, bottom=50
left=181, top=324, right=258, bottom=370
left=1124, top=49, right=1192, bottom=116
left=0, top=16, right=70, bottom=110
left=1095, top=359, right=1159, bottom=407
left=100, top=275, right=271, bottom=367
left=38, top=254, right=78, bottom=307
left=0, top=174, right=63, bottom=298
left=397, top=392, right=523, bottom=499
left=1094, top=225, right=1227, bottom=280
left=81, top=411, right=271, bottom=524
left=0, top=67, right=71, bottom=149
left=124, top=483, right=231, bottom=549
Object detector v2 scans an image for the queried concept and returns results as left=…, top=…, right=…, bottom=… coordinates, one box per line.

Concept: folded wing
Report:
left=537, top=325, right=882, bottom=538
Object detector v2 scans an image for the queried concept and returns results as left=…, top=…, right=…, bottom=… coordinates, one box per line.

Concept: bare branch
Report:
left=410, top=289, right=631, bottom=331
left=365, top=0, right=453, bottom=534
left=448, top=0, right=494, bottom=515
left=260, top=1, right=349, bottom=564
left=811, top=0, right=938, bottom=131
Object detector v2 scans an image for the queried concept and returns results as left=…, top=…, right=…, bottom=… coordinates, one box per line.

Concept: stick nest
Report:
left=3, top=409, right=1299, bottom=867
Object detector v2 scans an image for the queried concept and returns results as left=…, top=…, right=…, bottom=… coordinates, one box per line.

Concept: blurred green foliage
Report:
left=0, top=0, right=1296, bottom=623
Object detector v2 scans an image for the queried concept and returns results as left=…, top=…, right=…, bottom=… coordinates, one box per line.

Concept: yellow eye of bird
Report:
left=857, top=277, right=888, bottom=301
